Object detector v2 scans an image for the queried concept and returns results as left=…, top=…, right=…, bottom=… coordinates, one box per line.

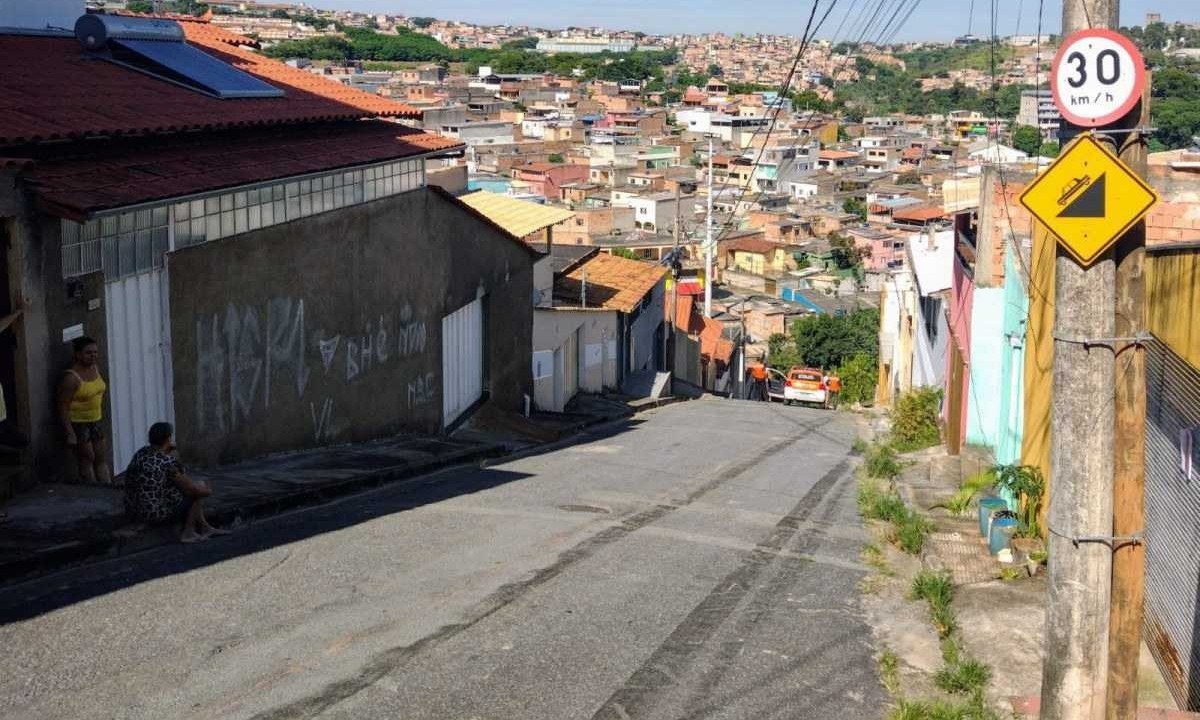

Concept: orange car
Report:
left=784, top=367, right=828, bottom=406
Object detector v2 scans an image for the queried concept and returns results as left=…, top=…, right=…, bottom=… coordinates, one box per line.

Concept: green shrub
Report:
left=890, top=388, right=943, bottom=452
left=993, top=464, right=1045, bottom=538
left=864, top=443, right=902, bottom=479
left=837, top=353, right=877, bottom=406
left=851, top=437, right=868, bottom=455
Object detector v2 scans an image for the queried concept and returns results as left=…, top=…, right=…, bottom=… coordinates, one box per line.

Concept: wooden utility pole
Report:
left=1040, top=1, right=1119, bottom=719
left=1107, top=74, right=1151, bottom=720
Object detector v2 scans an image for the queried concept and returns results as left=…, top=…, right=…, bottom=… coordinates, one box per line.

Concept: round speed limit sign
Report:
left=1051, top=29, right=1146, bottom=127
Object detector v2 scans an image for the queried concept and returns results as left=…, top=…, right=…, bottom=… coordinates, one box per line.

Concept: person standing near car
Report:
left=749, top=363, right=769, bottom=401
left=827, top=373, right=842, bottom=409
left=58, top=336, right=111, bottom=485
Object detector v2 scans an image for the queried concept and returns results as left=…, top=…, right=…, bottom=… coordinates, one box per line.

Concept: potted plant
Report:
left=994, top=464, right=1046, bottom=562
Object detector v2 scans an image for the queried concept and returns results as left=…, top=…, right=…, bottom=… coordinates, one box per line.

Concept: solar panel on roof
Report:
left=113, top=38, right=283, bottom=99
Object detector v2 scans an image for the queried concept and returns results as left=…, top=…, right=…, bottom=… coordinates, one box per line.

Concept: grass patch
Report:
left=864, top=442, right=902, bottom=479
left=851, top=437, right=869, bottom=455
left=999, top=566, right=1022, bottom=582
left=911, top=571, right=956, bottom=638
left=862, top=543, right=895, bottom=576
left=860, top=477, right=932, bottom=556
left=934, top=656, right=992, bottom=694
left=879, top=647, right=901, bottom=696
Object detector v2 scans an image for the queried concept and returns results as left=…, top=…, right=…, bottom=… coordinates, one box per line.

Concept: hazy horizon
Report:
left=306, top=0, right=1197, bottom=42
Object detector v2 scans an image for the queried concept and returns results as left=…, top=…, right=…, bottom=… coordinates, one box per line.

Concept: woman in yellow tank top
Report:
left=57, top=336, right=111, bottom=485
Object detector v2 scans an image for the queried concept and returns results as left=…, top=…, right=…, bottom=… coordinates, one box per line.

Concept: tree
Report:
left=610, top=247, right=639, bottom=260
left=767, top=334, right=802, bottom=372
left=410, top=17, right=435, bottom=28
left=1038, top=141, right=1061, bottom=158
left=788, top=308, right=880, bottom=370
left=895, top=170, right=922, bottom=185
left=1011, top=124, right=1042, bottom=156
left=842, top=198, right=867, bottom=222
left=547, top=153, right=565, bottom=164
left=501, top=37, right=539, bottom=51
left=828, top=232, right=867, bottom=270
left=706, top=63, right=723, bottom=78
left=125, top=0, right=153, bottom=12
left=270, top=8, right=291, bottom=19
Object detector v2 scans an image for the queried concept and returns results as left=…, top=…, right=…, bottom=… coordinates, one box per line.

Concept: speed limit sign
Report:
left=1051, top=29, right=1146, bottom=127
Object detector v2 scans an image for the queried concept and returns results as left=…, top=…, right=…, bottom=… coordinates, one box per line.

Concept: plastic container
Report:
left=989, top=515, right=1018, bottom=555
left=978, top=497, right=1008, bottom=537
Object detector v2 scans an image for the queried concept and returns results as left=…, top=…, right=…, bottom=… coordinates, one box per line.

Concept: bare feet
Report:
left=201, top=525, right=231, bottom=537
left=180, top=530, right=207, bottom=543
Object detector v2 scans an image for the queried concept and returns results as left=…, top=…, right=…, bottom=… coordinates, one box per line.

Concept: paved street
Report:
left=0, top=398, right=884, bottom=720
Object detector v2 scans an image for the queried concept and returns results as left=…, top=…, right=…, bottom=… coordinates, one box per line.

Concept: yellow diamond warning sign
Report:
left=1019, top=134, right=1159, bottom=266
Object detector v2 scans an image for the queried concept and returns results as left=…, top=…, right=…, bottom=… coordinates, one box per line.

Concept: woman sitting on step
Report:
left=123, top=422, right=228, bottom=543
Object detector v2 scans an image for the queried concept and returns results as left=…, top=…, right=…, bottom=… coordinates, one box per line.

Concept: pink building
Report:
left=846, top=227, right=906, bottom=273
left=511, top=162, right=589, bottom=200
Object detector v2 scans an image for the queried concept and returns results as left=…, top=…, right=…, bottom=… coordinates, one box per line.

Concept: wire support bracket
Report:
left=1052, top=331, right=1152, bottom=356
left=1048, top=526, right=1144, bottom=550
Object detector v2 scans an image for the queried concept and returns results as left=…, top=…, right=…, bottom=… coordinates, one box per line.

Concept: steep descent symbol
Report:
left=1057, top=173, right=1106, bottom=218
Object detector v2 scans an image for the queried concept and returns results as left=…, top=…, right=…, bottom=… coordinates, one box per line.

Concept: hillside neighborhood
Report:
left=0, top=0, right=1198, bottom=718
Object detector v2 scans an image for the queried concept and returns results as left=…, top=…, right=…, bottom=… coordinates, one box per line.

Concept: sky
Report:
left=308, top=0, right=1198, bottom=41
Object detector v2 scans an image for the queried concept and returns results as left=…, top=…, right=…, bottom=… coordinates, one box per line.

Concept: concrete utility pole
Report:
left=705, top=134, right=714, bottom=318
left=1107, top=64, right=1151, bottom=720
left=1040, top=2, right=1119, bottom=719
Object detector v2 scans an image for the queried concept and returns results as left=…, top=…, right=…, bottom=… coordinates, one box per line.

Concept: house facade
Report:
left=1, top=11, right=536, bottom=475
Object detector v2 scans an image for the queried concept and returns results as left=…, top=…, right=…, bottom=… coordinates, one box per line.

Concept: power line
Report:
left=709, top=0, right=916, bottom=245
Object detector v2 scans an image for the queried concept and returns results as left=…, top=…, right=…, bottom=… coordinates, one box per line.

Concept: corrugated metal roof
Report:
left=458, top=192, right=576, bottom=239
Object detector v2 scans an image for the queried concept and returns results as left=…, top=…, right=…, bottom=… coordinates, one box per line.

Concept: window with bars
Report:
left=61, top=158, right=426, bottom=280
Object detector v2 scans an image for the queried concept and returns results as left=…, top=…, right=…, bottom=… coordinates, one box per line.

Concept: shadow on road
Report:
left=0, top=419, right=644, bottom=624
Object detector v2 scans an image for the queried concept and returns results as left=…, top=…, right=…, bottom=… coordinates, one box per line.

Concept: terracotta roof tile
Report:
left=25, top=120, right=461, bottom=217
left=893, top=206, right=947, bottom=222
left=554, top=253, right=667, bottom=313
left=0, top=20, right=419, bottom=146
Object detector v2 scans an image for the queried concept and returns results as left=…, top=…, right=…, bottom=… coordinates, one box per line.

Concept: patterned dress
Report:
left=124, top=446, right=187, bottom=523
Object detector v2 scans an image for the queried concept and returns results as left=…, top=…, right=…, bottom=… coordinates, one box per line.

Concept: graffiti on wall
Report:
left=195, top=298, right=438, bottom=442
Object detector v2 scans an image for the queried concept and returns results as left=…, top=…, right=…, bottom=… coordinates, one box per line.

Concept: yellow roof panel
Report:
left=458, top=192, right=576, bottom=239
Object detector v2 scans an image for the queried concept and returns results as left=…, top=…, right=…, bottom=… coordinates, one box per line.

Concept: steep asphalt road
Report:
left=0, top=397, right=885, bottom=719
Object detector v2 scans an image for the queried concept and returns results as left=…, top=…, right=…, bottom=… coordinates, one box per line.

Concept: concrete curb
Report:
left=0, top=396, right=690, bottom=585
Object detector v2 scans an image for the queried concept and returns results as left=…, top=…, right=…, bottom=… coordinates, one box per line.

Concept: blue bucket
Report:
left=989, top=515, right=1018, bottom=555
left=978, top=497, right=1007, bottom=537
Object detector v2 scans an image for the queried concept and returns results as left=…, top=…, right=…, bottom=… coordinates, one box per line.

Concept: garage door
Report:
left=441, top=297, right=484, bottom=427
left=106, top=267, right=175, bottom=472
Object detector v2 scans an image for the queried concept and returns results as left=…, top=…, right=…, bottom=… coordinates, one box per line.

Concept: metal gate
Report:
left=1144, top=336, right=1200, bottom=709
left=563, top=327, right=579, bottom=403
left=441, top=297, right=483, bottom=427
left=105, top=267, right=175, bottom=472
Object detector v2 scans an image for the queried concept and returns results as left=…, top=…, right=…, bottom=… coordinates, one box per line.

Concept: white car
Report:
left=783, top=367, right=828, bottom=406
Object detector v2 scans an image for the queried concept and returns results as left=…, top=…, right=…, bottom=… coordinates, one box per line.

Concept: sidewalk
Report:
left=884, top=442, right=1180, bottom=714
left=0, top=434, right=506, bottom=582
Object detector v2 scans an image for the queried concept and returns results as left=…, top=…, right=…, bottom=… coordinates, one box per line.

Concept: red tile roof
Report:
left=893, top=206, right=948, bottom=223
left=0, top=18, right=420, bottom=146
left=26, top=120, right=461, bottom=218
left=819, top=150, right=861, bottom=160
left=699, top=316, right=734, bottom=364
